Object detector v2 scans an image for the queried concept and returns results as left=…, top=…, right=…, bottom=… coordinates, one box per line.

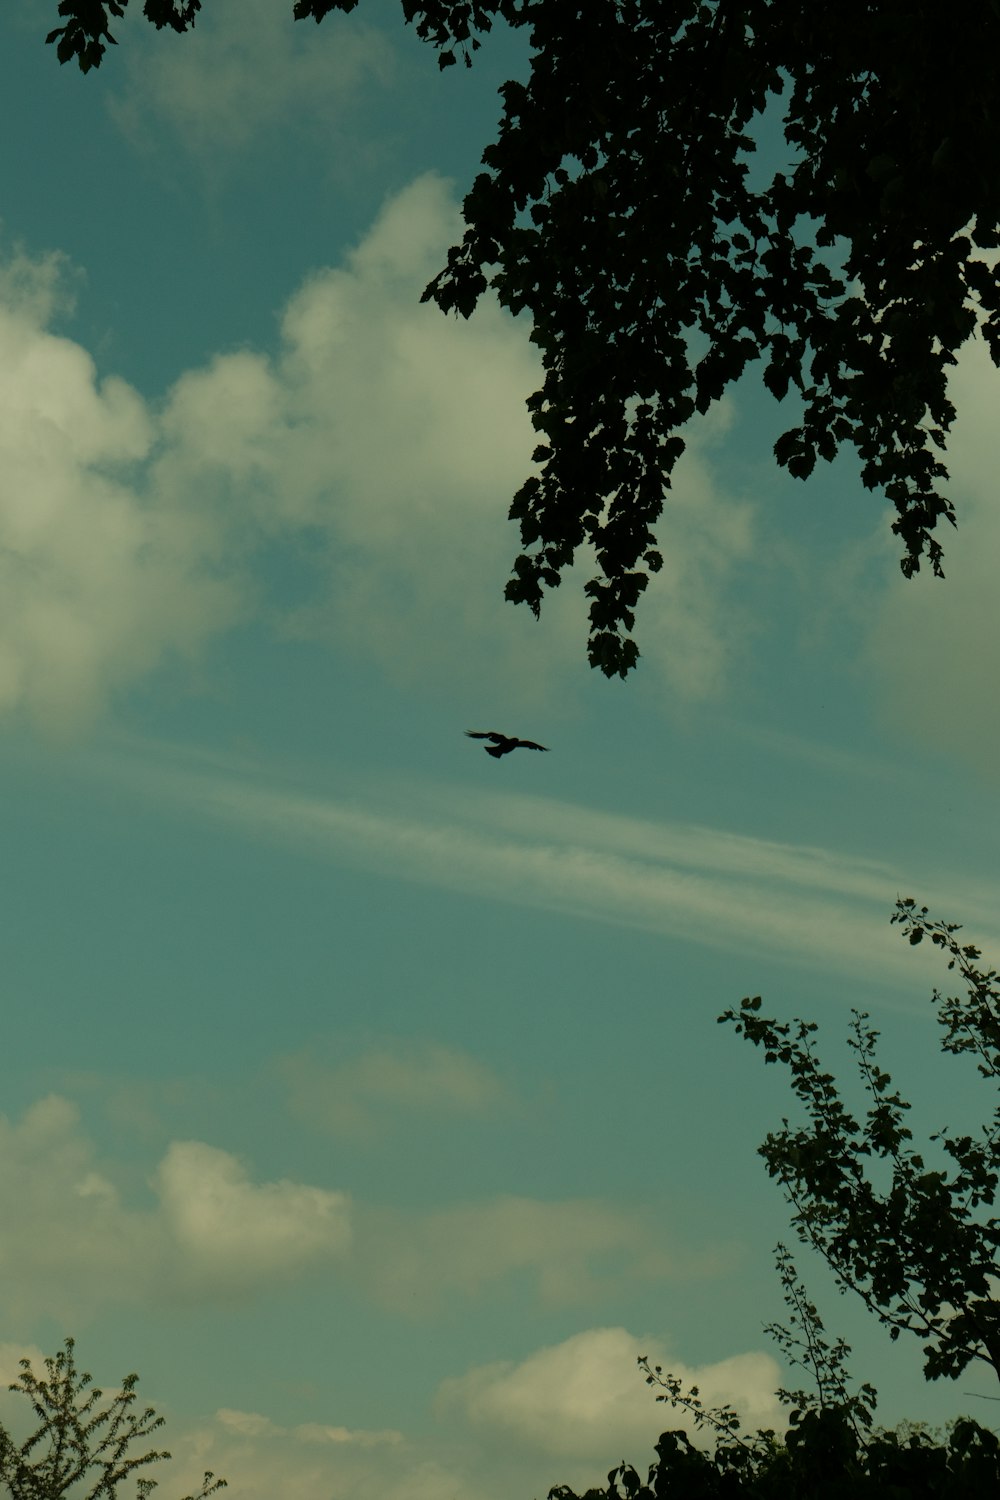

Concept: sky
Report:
left=1, top=1, right=1000, bottom=1495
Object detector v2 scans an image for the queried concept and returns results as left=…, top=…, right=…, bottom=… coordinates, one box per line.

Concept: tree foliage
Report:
left=546, top=900, right=1000, bottom=1498
left=549, top=1228, right=1000, bottom=1499
left=549, top=1408, right=1000, bottom=1500
left=719, top=898, right=1000, bottom=1385
left=45, top=1, right=203, bottom=72
left=0, top=1339, right=225, bottom=1500
left=44, top=0, right=1000, bottom=674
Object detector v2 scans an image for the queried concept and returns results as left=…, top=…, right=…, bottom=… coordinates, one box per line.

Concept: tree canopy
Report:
left=44, top=1, right=1000, bottom=676
left=549, top=902, right=1000, bottom=1499
left=550, top=1250, right=1000, bottom=1500
left=550, top=1410, right=1000, bottom=1500
left=720, top=899, right=1000, bottom=1386
left=0, top=1338, right=225, bottom=1499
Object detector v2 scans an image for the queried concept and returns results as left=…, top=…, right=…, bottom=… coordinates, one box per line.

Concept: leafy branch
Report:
left=0, top=1339, right=226, bottom=1500
left=719, top=898, right=1000, bottom=1384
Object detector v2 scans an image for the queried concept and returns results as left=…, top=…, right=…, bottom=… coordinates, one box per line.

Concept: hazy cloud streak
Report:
left=89, top=742, right=995, bottom=987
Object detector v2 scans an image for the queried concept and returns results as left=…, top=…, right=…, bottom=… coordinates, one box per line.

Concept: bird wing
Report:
left=515, top=740, right=549, bottom=751
left=465, top=731, right=506, bottom=741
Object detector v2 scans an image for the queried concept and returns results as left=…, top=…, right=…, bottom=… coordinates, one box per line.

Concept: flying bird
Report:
left=466, top=731, right=550, bottom=759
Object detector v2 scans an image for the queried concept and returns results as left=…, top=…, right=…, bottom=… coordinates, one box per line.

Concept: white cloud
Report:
left=123, top=1333, right=782, bottom=1500
left=153, top=1140, right=352, bottom=1291
left=0, top=1096, right=351, bottom=1320
left=0, top=1377, right=429, bottom=1500
left=0, top=1329, right=784, bottom=1500
left=438, top=1327, right=784, bottom=1492
left=0, top=1095, right=160, bottom=1319
left=215, top=1408, right=402, bottom=1447
left=0, top=173, right=757, bottom=730
left=163, top=1410, right=478, bottom=1500
left=267, top=190, right=754, bottom=702
left=0, top=1089, right=698, bottom=1326
left=295, top=1422, right=405, bottom=1448
left=0, top=273, right=246, bottom=732
left=864, top=333, right=1000, bottom=779
left=251, top=176, right=576, bottom=701
left=108, top=0, right=394, bottom=153
left=278, top=1039, right=508, bottom=1138
left=0, top=177, right=540, bottom=727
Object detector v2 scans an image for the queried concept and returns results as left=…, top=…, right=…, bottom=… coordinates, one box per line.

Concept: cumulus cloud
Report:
left=0, top=1376, right=432, bottom=1500
left=0, top=173, right=756, bottom=730
left=0, top=1329, right=783, bottom=1500
left=262, top=191, right=756, bottom=703
left=0, top=1095, right=160, bottom=1319
left=0, top=1090, right=701, bottom=1328
left=0, top=265, right=245, bottom=732
left=278, top=1039, right=508, bottom=1139
left=0, top=1095, right=351, bottom=1320
left=215, top=1408, right=402, bottom=1447
left=0, top=177, right=536, bottom=728
left=91, top=1327, right=783, bottom=1500
left=163, top=1409, right=476, bottom=1500
left=153, top=1140, right=352, bottom=1292
left=863, top=333, right=1000, bottom=780
left=438, top=1326, right=783, bottom=1492
left=238, top=176, right=571, bottom=699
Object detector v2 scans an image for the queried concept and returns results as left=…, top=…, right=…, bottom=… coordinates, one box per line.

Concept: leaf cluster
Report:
left=553, top=1251, right=993, bottom=1498
left=764, top=1243, right=879, bottom=1440
left=0, top=1339, right=225, bottom=1500
left=46, top=0, right=1000, bottom=674
left=45, top=1, right=202, bottom=71
left=43, top=0, right=519, bottom=73
left=548, top=1409, right=1000, bottom=1500
left=423, top=0, right=1000, bottom=674
left=548, top=1115, right=1000, bottom=1499
left=718, top=898, right=1000, bottom=1384
left=295, top=0, right=522, bottom=70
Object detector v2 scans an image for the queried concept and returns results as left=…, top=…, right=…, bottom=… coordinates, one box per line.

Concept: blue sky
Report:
left=1, top=1, right=1000, bottom=1494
